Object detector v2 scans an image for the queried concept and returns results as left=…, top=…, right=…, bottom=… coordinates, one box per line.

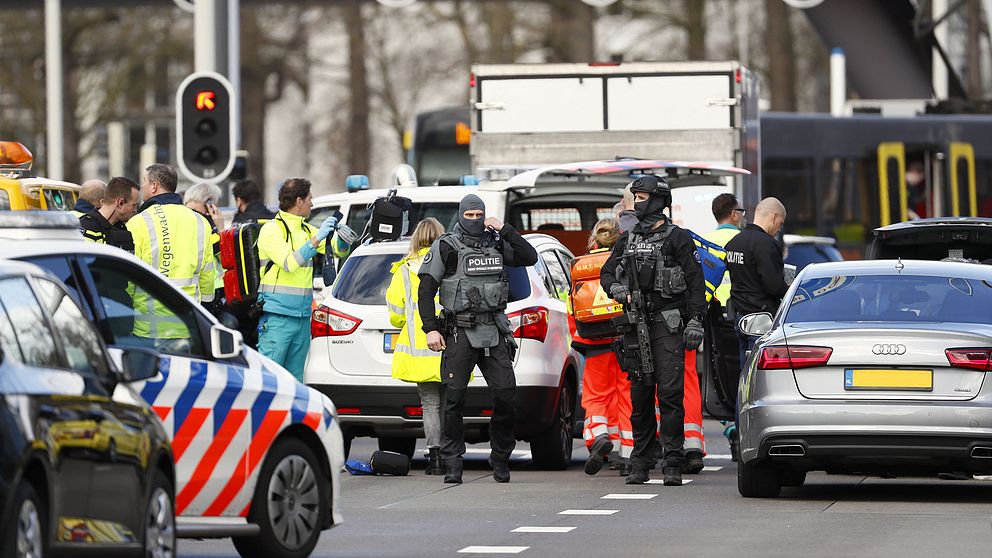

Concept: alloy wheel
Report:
left=267, top=454, right=320, bottom=550
left=146, top=487, right=176, bottom=558
left=16, top=498, right=42, bottom=558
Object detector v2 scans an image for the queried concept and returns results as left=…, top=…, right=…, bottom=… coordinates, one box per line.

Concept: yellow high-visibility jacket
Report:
left=386, top=248, right=441, bottom=383
left=127, top=197, right=215, bottom=339
left=702, top=225, right=741, bottom=306
left=257, top=210, right=325, bottom=317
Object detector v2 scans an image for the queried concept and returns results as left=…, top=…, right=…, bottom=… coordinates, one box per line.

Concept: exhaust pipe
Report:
left=971, top=446, right=992, bottom=459
left=768, top=444, right=806, bottom=457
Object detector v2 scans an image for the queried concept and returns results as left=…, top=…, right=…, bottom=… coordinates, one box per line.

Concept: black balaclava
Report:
left=458, top=194, right=486, bottom=236
left=630, top=176, right=671, bottom=229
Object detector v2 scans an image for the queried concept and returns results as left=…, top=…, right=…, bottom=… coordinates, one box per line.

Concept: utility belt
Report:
left=443, top=311, right=497, bottom=329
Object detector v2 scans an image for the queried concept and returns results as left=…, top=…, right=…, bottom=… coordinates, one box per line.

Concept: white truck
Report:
left=469, top=60, right=762, bottom=233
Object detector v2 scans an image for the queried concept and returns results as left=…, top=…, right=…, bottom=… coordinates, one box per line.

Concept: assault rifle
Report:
left=611, top=253, right=655, bottom=383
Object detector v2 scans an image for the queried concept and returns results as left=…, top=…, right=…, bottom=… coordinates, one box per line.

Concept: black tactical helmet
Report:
left=628, top=174, right=670, bottom=195
left=629, top=175, right=672, bottom=209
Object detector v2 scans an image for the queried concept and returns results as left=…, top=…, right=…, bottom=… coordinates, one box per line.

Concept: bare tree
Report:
left=545, top=0, right=595, bottom=62
left=685, top=0, right=707, bottom=60
left=764, top=0, right=797, bottom=111
left=966, top=0, right=983, bottom=98
left=344, top=1, right=370, bottom=176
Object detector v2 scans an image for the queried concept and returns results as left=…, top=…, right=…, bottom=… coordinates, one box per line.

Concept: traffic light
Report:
left=177, top=71, right=235, bottom=183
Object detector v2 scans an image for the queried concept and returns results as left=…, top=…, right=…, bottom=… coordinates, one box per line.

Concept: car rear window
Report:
left=785, top=274, right=992, bottom=324
left=785, top=243, right=843, bottom=272
left=346, top=202, right=460, bottom=237
left=332, top=253, right=404, bottom=305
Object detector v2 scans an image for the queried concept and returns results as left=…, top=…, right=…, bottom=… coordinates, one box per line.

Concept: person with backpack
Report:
left=256, top=178, right=340, bottom=380
left=569, top=218, right=635, bottom=476
left=386, top=218, right=446, bottom=475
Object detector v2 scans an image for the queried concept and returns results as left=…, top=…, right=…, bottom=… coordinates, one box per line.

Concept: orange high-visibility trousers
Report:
left=581, top=349, right=634, bottom=460
left=655, top=349, right=706, bottom=455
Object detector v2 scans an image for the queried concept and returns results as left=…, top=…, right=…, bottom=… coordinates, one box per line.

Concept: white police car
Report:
left=0, top=212, right=344, bottom=558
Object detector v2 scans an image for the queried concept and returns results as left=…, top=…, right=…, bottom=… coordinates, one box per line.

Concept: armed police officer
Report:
left=601, top=175, right=706, bottom=486
left=418, top=194, right=538, bottom=484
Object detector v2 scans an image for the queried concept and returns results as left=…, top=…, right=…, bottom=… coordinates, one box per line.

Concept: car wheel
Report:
left=233, top=437, right=327, bottom=558
left=2, top=480, right=44, bottom=558
left=143, top=470, right=176, bottom=558
left=738, top=458, right=782, bottom=498
left=530, top=381, right=574, bottom=470
left=781, top=469, right=806, bottom=488
left=377, top=437, right=416, bottom=459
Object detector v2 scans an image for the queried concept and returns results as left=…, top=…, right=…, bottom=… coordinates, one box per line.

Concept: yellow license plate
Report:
left=383, top=332, right=399, bottom=353
left=844, top=369, right=933, bottom=391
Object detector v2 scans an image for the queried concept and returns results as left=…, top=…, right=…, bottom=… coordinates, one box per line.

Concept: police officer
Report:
left=600, top=175, right=706, bottom=486
left=418, top=194, right=538, bottom=484
left=79, top=176, right=139, bottom=252
left=71, top=179, right=106, bottom=218
left=724, top=197, right=788, bottom=367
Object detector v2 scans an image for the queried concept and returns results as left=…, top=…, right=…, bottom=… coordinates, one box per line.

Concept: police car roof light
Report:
left=460, top=175, right=480, bottom=186
left=345, top=175, right=370, bottom=192
left=0, top=210, right=79, bottom=230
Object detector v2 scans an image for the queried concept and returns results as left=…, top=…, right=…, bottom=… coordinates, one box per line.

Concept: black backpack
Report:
left=367, top=189, right=415, bottom=242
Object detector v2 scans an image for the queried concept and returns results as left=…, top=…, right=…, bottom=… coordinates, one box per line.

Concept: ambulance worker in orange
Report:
left=572, top=218, right=634, bottom=476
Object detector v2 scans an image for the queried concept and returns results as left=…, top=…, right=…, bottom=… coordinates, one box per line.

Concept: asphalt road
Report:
left=182, top=419, right=992, bottom=558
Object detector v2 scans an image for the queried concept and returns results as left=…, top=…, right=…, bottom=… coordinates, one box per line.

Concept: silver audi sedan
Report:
left=736, top=259, right=992, bottom=497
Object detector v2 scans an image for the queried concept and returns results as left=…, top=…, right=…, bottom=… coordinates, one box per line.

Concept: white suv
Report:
left=305, top=233, right=582, bottom=470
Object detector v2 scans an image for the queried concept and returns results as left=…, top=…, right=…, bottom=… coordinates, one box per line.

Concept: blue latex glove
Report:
left=316, top=216, right=338, bottom=241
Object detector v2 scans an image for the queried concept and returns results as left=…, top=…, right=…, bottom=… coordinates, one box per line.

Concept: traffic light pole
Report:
left=194, top=0, right=239, bottom=194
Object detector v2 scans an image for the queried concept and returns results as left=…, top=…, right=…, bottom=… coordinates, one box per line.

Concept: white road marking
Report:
left=511, top=526, right=576, bottom=533
left=703, top=466, right=724, bottom=472
left=458, top=546, right=529, bottom=554
left=558, top=509, right=619, bottom=515
left=705, top=454, right=733, bottom=460
left=601, top=493, right=658, bottom=500
left=645, top=479, right=693, bottom=485
left=463, top=449, right=533, bottom=459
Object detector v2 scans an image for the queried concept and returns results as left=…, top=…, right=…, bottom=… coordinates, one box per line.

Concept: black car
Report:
left=867, top=217, right=992, bottom=261
left=0, top=260, right=175, bottom=558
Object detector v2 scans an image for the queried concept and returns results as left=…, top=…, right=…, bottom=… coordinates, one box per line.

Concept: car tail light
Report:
left=945, top=348, right=992, bottom=371
left=336, top=408, right=362, bottom=415
left=404, top=406, right=424, bottom=417
left=480, top=409, right=493, bottom=416
left=311, top=305, right=361, bottom=338
left=757, top=346, right=832, bottom=370
left=507, top=306, right=549, bottom=342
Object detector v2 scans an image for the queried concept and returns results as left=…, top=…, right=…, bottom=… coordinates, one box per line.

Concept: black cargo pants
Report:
left=628, top=320, right=686, bottom=470
left=439, top=328, right=517, bottom=464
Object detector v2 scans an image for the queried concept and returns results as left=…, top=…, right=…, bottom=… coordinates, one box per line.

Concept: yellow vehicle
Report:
left=0, top=141, right=80, bottom=211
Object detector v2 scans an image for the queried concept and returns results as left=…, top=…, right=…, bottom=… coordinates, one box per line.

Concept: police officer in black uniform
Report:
left=601, top=175, right=706, bottom=486
left=418, top=194, right=538, bottom=484
left=723, top=197, right=788, bottom=365
left=78, top=176, right=140, bottom=252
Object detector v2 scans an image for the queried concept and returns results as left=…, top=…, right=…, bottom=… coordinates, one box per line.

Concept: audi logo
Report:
left=872, top=344, right=907, bottom=355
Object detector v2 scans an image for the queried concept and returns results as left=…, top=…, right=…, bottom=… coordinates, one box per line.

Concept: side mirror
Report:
left=739, top=312, right=774, bottom=337
left=210, top=324, right=244, bottom=360
left=113, top=347, right=162, bottom=383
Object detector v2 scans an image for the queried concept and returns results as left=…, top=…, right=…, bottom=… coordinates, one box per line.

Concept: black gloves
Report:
left=683, top=317, right=704, bottom=350
left=609, top=283, right=630, bottom=302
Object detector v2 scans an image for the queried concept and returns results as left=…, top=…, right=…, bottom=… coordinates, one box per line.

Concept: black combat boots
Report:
left=681, top=451, right=705, bottom=474
left=425, top=448, right=445, bottom=475
left=584, top=435, right=614, bottom=476
left=625, top=467, right=649, bottom=484
left=663, top=463, right=683, bottom=486
left=490, top=458, right=510, bottom=483
left=444, top=459, right=463, bottom=484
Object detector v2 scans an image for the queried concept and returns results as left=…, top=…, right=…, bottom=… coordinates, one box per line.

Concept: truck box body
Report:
left=469, top=61, right=762, bottom=217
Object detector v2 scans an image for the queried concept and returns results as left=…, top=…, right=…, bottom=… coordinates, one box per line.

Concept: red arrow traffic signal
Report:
left=196, top=90, right=216, bottom=111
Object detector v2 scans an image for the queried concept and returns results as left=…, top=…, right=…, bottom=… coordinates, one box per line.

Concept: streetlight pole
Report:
left=44, top=0, right=63, bottom=180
